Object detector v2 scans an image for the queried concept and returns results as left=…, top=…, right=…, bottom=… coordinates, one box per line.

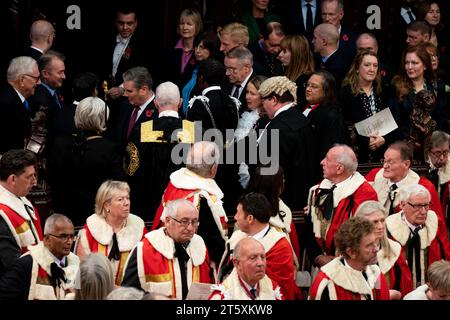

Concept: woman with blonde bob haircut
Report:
left=75, top=180, right=146, bottom=285
left=74, top=253, right=115, bottom=300
left=355, top=200, right=413, bottom=298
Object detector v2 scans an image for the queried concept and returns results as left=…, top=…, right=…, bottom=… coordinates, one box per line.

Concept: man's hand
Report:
left=315, top=254, right=334, bottom=267
left=107, top=87, right=125, bottom=100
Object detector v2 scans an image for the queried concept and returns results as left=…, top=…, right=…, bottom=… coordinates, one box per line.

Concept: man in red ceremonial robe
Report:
left=122, top=199, right=213, bottom=299
left=210, top=237, right=283, bottom=300
left=218, top=193, right=300, bottom=299
left=309, top=217, right=390, bottom=300
left=152, top=141, right=228, bottom=267
left=386, top=184, right=450, bottom=289
left=366, top=141, right=450, bottom=256
left=0, top=150, right=42, bottom=277
left=302, top=145, right=378, bottom=268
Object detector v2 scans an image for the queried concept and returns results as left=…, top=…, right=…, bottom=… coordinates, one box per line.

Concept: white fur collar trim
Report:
left=377, top=239, right=401, bottom=274
left=438, top=156, right=450, bottom=184
left=270, top=199, right=292, bottom=232
left=27, top=242, right=79, bottom=289
left=0, top=184, right=36, bottom=221
left=373, top=169, right=419, bottom=209
left=86, top=213, right=145, bottom=251
left=145, top=228, right=206, bottom=266
left=316, top=172, right=366, bottom=208
left=212, top=269, right=280, bottom=300
left=170, top=168, right=224, bottom=198
left=321, top=258, right=381, bottom=295
left=386, top=211, right=438, bottom=248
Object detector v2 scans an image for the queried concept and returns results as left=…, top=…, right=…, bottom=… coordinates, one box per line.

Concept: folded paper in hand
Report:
left=354, top=108, right=398, bottom=137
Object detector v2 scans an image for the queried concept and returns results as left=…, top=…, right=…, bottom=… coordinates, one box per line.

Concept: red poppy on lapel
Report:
left=189, top=58, right=196, bottom=65
left=342, top=34, right=349, bottom=42
left=380, top=69, right=386, bottom=77
left=146, top=109, right=154, bottom=118
left=123, top=47, right=132, bottom=60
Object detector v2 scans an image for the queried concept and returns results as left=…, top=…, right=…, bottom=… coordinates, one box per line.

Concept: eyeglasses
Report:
left=171, top=217, right=200, bottom=228
left=23, top=74, right=40, bottom=82
left=430, top=150, right=449, bottom=158
left=381, top=159, right=403, bottom=166
left=407, top=202, right=430, bottom=210
left=47, top=233, right=76, bottom=242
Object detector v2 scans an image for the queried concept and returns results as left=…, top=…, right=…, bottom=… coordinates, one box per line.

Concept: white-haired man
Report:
left=0, top=214, right=79, bottom=300
left=303, top=144, right=378, bottom=268
left=386, top=184, right=450, bottom=289
left=133, top=81, right=195, bottom=219
left=151, top=141, right=228, bottom=267
left=0, top=56, right=40, bottom=153
left=122, top=199, right=213, bottom=299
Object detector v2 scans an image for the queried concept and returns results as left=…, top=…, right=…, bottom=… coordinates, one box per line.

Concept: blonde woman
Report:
left=75, top=180, right=146, bottom=285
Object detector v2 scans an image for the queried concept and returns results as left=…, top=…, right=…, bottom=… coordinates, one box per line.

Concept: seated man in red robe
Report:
left=151, top=141, right=228, bottom=268
left=302, top=144, right=378, bottom=268
left=122, top=199, right=213, bottom=299
left=217, top=193, right=300, bottom=300
left=309, top=216, right=390, bottom=300
left=366, top=141, right=450, bottom=255
left=386, top=184, right=450, bottom=289
left=209, top=237, right=283, bottom=300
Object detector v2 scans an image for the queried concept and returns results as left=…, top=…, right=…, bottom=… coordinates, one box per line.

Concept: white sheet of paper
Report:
left=354, top=108, right=398, bottom=137
left=185, top=283, right=213, bottom=300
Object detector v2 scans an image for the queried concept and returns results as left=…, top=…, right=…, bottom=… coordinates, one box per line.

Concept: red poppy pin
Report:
left=123, top=47, right=132, bottom=60
left=380, top=69, right=386, bottom=77
left=342, top=34, right=349, bottom=41
left=190, top=58, right=196, bottom=65
left=146, top=109, right=154, bottom=118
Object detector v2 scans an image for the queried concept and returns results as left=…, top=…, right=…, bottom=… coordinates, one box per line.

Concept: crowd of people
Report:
left=1, top=0, right=450, bottom=301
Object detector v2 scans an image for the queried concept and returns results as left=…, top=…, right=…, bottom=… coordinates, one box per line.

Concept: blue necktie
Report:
left=23, top=99, right=31, bottom=112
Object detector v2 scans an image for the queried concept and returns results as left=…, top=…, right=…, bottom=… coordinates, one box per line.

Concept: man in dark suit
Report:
left=249, top=21, right=285, bottom=78
left=321, top=0, right=357, bottom=69
left=276, top=0, right=322, bottom=42
left=257, top=76, right=319, bottom=211
left=312, top=23, right=349, bottom=88
left=121, top=66, right=158, bottom=219
left=223, top=46, right=255, bottom=114
left=30, top=50, right=69, bottom=154
left=23, top=20, right=55, bottom=61
left=0, top=56, right=40, bottom=154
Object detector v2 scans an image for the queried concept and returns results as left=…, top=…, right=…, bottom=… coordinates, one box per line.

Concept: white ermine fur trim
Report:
left=377, top=239, right=401, bottom=274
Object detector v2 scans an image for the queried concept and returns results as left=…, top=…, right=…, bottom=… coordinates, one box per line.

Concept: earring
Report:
left=106, top=209, right=110, bottom=213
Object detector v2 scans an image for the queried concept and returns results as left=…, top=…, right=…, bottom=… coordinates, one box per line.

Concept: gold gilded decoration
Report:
left=15, top=222, right=30, bottom=234
left=124, top=142, right=140, bottom=176
left=177, top=120, right=195, bottom=144
left=192, top=266, right=200, bottom=282
left=141, top=121, right=164, bottom=143
left=145, top=272, right=172, bottom=283
left=97, top=244, right=107, bottom=256
left=116, top=251, right=130, bottom=286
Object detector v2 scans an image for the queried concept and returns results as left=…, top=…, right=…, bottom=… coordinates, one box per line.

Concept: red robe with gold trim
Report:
left=75, top=213, right=146, bottom=285
left=123, top=228, right=213, bottom=299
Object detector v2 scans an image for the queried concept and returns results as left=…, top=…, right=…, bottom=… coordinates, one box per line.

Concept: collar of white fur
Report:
left=373, top=169, right=419, bottom=208
left=27, top=242, right=79, bottom=287
left=316, top=172, right=366, bottom=208
left=377, top=239, right=401, bottom=274
left=86, top=213, right=145, bottom=251
left=386, top=211, right=438, bottom=248
left=321, top=257, right=381, bottom=295
left=269, top=199, right=292, bottom=232
left=438, top=157, right=450, bottom=184
left=145, top=228, right=206, bottom=266
left=227, top=227, right=284, bottom=254
left=0, top=184, right=36, bottom=221
left=170, top=168, right=223, bottom=199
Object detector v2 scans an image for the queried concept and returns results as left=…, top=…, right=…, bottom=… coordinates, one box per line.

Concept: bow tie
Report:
left=116, top=35, right=128, bottom=45
left=50, top=262, right=67, bottom=288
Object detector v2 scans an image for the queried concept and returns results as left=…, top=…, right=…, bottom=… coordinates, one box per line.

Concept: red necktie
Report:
left=127, top=107, right=139, bottom=140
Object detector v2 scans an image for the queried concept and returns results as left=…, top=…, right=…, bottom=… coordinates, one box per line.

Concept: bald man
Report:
left=24, top=20, right=55, bottom=61
left=210, top=237, right=283, bottom=300
left=302, top=144, right=378, bottom=268
left=151, top=141, right=228, bottom=267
